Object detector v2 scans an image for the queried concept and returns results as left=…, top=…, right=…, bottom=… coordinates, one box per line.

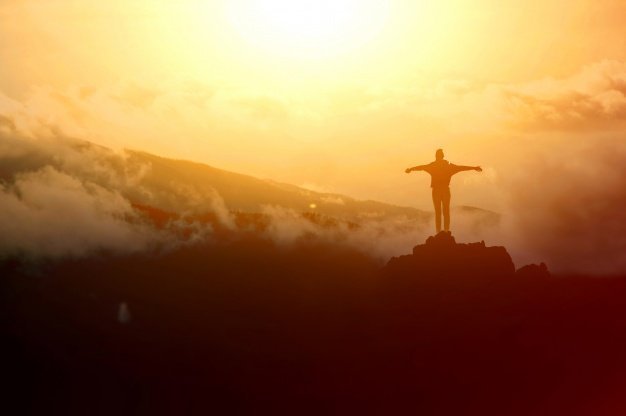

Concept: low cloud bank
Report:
left=0, top=129, right=223, bottom=259
left=502, top=138, right=626, bottom=274
left=0, top=166, right=158, bottom=258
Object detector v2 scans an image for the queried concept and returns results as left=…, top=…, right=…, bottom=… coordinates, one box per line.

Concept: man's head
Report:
left=435, top=149, right=444, bottom=161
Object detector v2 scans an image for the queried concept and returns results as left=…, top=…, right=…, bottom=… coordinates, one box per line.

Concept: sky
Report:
left=2, top=0, right=626, bottom=271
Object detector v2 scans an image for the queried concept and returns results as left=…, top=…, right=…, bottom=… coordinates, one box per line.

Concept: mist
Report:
left=0, top=166, right=159, bottom=258
left=501, top=137, right=626, bottom=274
left=0, top=129, right=221, bottom=259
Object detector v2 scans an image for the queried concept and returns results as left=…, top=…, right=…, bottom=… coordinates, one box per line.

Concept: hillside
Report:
left=127, top=150, right=433, bottom=221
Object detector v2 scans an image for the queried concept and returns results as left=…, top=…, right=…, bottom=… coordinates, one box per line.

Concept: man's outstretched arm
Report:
left=405, top=165, right=428, bottom=174
left=452, top=165, right=482, bottom=174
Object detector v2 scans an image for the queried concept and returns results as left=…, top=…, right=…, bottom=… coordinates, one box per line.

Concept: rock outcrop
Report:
left=515, top=262, right=550, bottom=279
left=383, top=231, right=549, bottom=281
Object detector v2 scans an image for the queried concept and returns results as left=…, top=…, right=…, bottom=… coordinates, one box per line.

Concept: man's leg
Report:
left=442, top=187, right=451, bottom=232
left=432, top=188, right=442, bottom=233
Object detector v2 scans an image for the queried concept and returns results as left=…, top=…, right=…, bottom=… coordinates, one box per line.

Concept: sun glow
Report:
left=226, top=0, right=389, bottom=59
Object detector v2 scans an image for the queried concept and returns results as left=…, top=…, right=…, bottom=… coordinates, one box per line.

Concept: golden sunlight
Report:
left=225, top=0, right=389, bottom=58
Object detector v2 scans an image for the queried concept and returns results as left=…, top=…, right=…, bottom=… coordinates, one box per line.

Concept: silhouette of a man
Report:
left=405, top=149, right=482, bottom=234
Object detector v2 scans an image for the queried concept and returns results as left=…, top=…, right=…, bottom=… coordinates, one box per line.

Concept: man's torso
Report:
left=424, top=160, right=457, bottom=188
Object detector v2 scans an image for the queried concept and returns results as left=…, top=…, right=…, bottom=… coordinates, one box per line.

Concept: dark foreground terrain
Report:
left=3, top=233, right=626, bottom=415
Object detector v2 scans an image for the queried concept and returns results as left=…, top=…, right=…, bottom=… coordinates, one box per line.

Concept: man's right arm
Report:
left=405, top=165, right=428, bottom=174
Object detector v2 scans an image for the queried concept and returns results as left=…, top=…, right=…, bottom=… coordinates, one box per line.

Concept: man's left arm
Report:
left=452, top=164, right=482, bottom=173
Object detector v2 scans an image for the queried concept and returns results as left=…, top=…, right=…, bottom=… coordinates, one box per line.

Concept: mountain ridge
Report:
left=125, top=149, right=498, bottom=229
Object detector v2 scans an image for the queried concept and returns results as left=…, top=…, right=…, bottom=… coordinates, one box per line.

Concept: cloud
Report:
left=259, top=204, right=421, bottom=259
left=502, top=138, right=626, bottom=274
left=261, top=205, right=322, bottom=245
left=0, top=166, right=158, bottom=259
left=0, top=112, right=232, bottom=259
left=500, top=60, right=626, bottom=131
